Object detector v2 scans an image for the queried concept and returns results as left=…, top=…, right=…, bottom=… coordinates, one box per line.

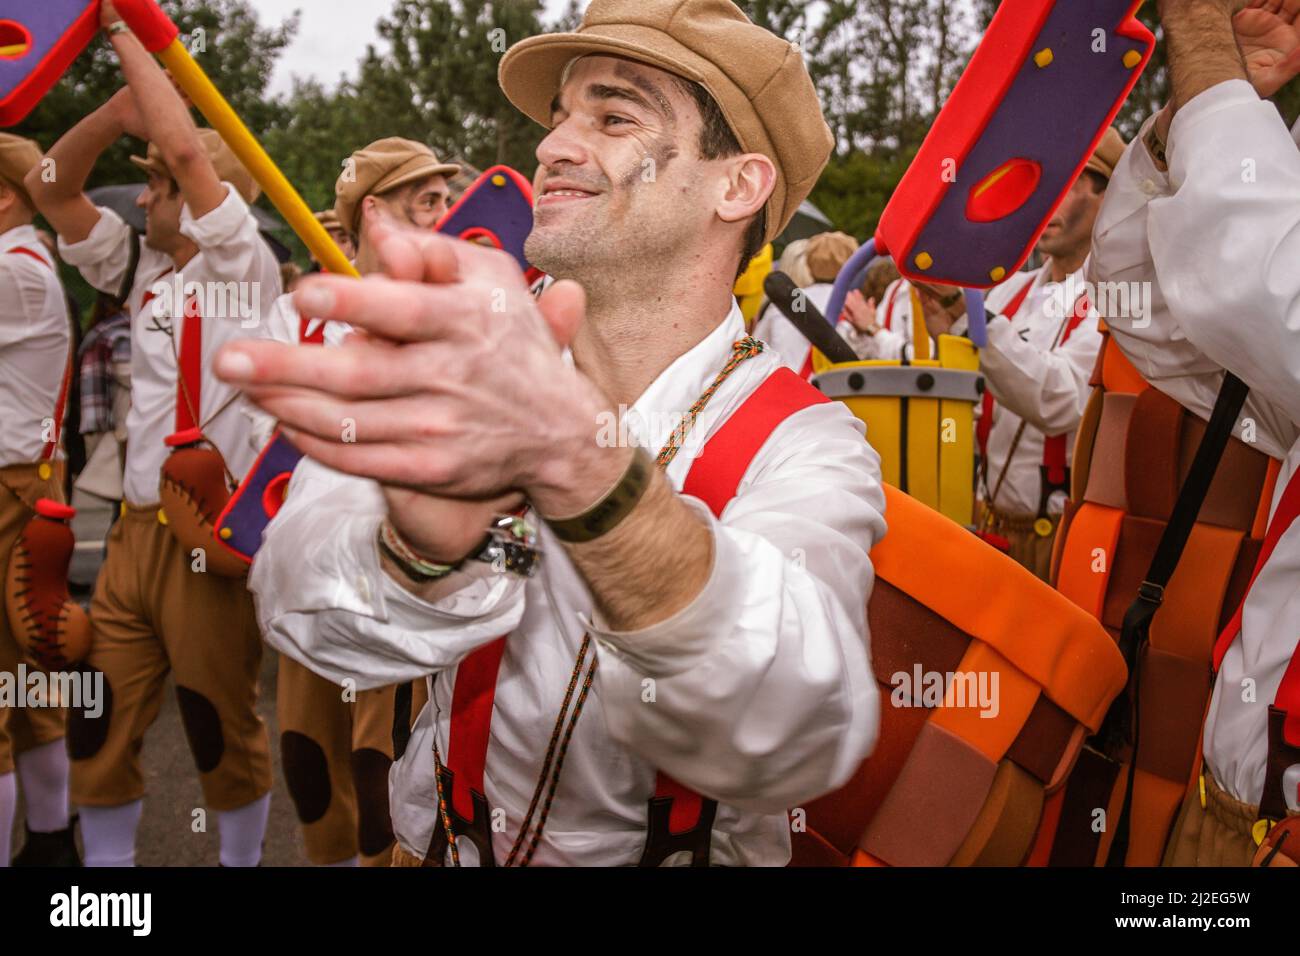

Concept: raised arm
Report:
left=102, top=1, right=227, bottom=220
left=24, top=88, right=144, bottom=245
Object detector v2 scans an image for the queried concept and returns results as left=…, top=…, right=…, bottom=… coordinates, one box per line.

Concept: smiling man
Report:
left=917, top=130, right=1124, bottom=580
left=223, top=0, right=885, bottom=866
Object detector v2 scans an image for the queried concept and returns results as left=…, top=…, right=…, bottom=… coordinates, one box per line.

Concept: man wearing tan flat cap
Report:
left=257, top=138, right=458, bottom=867
left=311, top=209, right=355, bottom=270
left=0, top=134, right=80, bottom=868
left=228, top=0, right=885, bottom=866
left=917, top=129, right=1126, bottom=580
left=25, top=3, right=280, bottom=867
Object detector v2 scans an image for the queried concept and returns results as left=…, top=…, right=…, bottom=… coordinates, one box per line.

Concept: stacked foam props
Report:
left=5, top=500, right=92, bottom=670
left=823, top=0, right=1154, bottom=342
left=437, top=164, right=540, bottom=281
left=790, top=485, right=1127, bottom=867
left=214, top=163, right=542, bottom=565
left=0, top=1, right=100, bottom=125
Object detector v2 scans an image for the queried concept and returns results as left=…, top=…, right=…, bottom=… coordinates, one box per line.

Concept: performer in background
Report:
left=25, top=3, right=281, bottom=867
left=916, top=131, right=1124, bottom=580
left=0, top=134, right=78, bottom=867
left=228, top=0, right=885, bottom=867
left=260, top=139, right=458, bottom=867
left=1089, top=0, right=1300, bottom=864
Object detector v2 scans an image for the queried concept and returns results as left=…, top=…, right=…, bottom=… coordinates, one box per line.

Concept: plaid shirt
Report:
left=78, top=312, right=132, bottom=435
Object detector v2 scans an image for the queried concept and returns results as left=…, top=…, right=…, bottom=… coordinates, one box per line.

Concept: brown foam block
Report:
left=1135, top=644, right=1212, bottom=783
left=1220, top=537, right=1262, bottom=633
left=859, top=721, right=997, bottom=867
left=789, top=826, right=851, bottom=867
left=803, top=686, right=930, bottom=856
left=1007, top=695, right=1077, bottom=784
left=867, top=580, right=972, bottom=696
left=1083, top=391, right=1135, bottom=511
left=1047, top=745, right=1120, bottom=866
left=949, top=760, right=1045, bottom=866
left=1123, top=388, right=1185, bottom=521
left=1101, top=515, right=1165, bottom=631
left=1179, top=415, right=1271, bottom=532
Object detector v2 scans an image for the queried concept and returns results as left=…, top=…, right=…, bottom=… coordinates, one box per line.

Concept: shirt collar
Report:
left=623, top=302, right=749, bottom=457
left=0, top=223, right=42, bottom=253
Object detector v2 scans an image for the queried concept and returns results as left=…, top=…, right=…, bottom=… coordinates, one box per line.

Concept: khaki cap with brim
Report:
left=314, top=209, right=344, bottom=232
left=0, top=133, right=44, bottom=209
left=131, top=128, right=260, bottom=205
left=497, top=0, right=834, bottom=246
left=805, top=230, right=859, bottom=283
left=1084, top=127, right=1126, bottom=183
left=334, top=138, right=461, bottom=234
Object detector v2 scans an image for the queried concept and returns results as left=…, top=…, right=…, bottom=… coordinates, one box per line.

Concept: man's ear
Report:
left=716, top=153, right=776, bottom=226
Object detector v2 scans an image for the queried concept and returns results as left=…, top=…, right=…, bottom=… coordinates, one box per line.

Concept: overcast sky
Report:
left=256, top=0, right=581, bottom=97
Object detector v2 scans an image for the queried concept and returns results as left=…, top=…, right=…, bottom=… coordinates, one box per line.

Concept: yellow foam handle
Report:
left=156, top=40, right=357, bottom=279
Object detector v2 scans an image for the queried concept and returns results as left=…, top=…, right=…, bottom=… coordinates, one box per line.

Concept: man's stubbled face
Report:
left=1036, top=172, right=1104, bottom=261
left=526, top=56, right=717, bottom=281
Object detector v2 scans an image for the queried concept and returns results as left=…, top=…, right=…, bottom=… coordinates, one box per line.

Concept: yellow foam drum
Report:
left=158, top=427, right=247, bottom=577
left=811, top=326, right=983, bottom=528
left=5, top=499, right=92, bottom=670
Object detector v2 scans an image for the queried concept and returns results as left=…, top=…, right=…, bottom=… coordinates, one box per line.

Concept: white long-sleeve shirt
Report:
left=250, top=305, right=886, bottom=866
left=1089, top=78, right=1300, bottom=807
left=978, top=264, right=1103, bottom=515
left=0, top=225, right=71, bottom=467
left=58, top=185, right=282, bottom=505
left=752, top=282, right=865, bottom=373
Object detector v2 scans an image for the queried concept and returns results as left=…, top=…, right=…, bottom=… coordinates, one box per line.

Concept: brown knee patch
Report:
left=351, top=746, right=394, bottom=856
left=281, top=730, right=331, bottom=824
left=175, top=685, right=225, bottom=773
left=66, top=666, right=112, bottom=761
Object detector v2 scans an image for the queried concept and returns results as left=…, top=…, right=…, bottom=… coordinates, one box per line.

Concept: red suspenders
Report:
left=882, top=279, right=902, bottom=331
left=8, top=246, right=73, bottom=461
left=140, top=268, right=204, bottom=435
left=433, top=367, right=830, bottom=866
left=1212, top=466, right=1300, bottom=748
left=976, top=273, right=1089, bottom=496
left=299, top=315, right=326, bottom=345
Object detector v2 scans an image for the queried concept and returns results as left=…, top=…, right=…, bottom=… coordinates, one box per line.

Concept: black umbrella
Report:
left=87, top=185, right=293, bottom=264
left=776, top=199, right=834, bottom=244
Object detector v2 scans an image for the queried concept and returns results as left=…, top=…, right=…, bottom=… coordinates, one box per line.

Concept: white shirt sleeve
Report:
left=589, top=400, right=886, bottom=813
left=248, top=457, right=526, bottom=689
left=57, top=207, right=133, bottom=296
left=980, top=309, right=1101, bottom=436
left=1089, top=88, right=1300, bottom=459
left=179, top=183, right=273, bottom=292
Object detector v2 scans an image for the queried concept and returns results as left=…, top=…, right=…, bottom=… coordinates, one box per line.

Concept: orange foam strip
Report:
left=1121, top=767, right=1188, bottom=866
left=849, top=849, right=888, bottom=867
left=871, top=488, right=1126, bottom=730
left=1055, top=502, right=1124, bottom=621
left=1101, top=336, right=1149, bottom=395
left=1253, top=457, right=1283, bottom=540
left=930, top=642, right=1040, bottom=762
left=1150, top=522, right=1243, bottom=659
left=1024, top=787, right=1066, bottom=867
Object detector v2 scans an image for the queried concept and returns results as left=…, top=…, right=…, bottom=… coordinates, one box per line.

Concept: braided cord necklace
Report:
left=432, top=336, right=764, bottom=866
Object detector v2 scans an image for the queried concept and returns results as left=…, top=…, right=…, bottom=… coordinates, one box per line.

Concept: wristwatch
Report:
left=379, top=513, right=541, bottom=584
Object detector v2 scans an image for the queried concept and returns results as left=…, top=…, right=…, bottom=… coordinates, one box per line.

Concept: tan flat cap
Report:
left=0, top=134, right=44, bottom=209
left=131, top=128, right=260, bottom=205
left=498, top=0, right=834, bottom=245
left=314, top=209, right=343, bottom=232
left=805, top=231, right=859, bottom=283
left=1084, top=127, right=1126, bottom=182
left=334, top=138, right=460, bottom=234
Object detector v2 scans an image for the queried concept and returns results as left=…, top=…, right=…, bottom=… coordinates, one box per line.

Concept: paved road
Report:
left=11, top=491, right=311, bottom=867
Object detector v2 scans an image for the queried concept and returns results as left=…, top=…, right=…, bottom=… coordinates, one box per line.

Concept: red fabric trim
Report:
left=7, top=246, right=51, bottom=270
left=299, top=316, right=326, bottom=345
left=1040, top=295, right=1091, bottom=484
left=1213, top=467, right=1300, bottom=744
left=447, top=636, right=508, bottom=821
left=798, top=348, right=815, bottom=381
left=882, top=280, right=902, bottom=331
left=175, top=294, right=202, bottom=433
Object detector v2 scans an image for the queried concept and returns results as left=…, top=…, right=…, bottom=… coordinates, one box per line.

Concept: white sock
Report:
left=0, top=771, right=16, bottom=867
left=15, top=740, right=70, bottom=832
left=325, top=855, right=359, bottom=867
left=216, top=793, right=270, bottom=867
left=79, top=800, right=143, bottom=867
